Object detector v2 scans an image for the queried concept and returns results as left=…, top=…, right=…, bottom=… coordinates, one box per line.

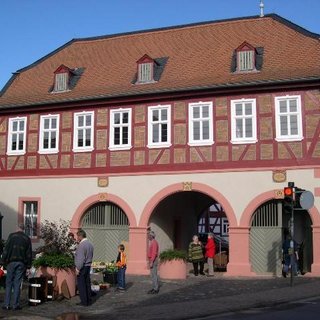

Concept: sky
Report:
left=1, top=0, right=319, bottom=90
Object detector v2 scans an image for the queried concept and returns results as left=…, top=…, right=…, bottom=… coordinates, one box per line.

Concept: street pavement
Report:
left=0, top=272, right=320, bottom=320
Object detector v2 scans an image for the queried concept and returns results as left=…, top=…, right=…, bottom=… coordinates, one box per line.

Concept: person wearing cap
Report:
left=205, top=233, right=216, bottom=277
left=0, top=223, right=32, bottom=311
left=147, top=230, right=159, bottom=294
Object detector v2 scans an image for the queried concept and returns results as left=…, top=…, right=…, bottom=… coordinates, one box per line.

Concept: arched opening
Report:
left=147, top=190, right=229, bottom=271
left=250, top=199, right=313, bottom=276
left=81, top=201, right=129, bottom=262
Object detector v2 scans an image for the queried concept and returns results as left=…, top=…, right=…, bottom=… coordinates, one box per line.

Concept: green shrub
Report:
left=32, top=253, right=74, bottom=270
left=159, top=249, right=187, bottom=262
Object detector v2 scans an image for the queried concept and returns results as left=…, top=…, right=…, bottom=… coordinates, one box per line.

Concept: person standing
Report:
left=282, top=233, right=299, bottom=278
left=115, top=244, right=127, bottom=291
left=147, top=230, right=159, bottom=294
left=74, top=229, right=94, bottom=306
left=188, top=235, right=205, bottom=276
left=205, top=233, right=216, bottom=277
left=0, top=224, right=32, bottom=311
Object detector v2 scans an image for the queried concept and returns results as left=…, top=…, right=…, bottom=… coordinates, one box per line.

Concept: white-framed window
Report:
left=54, top=72, right=68, bottom=92
left=109, top=108, right=132, bottom=150
left=275, top=95, right=303, bottom=141
left=7, top=117, right=27, bottom=155
left=188, top=101, right=213, bottom=146
left=138, top=62, right=153, bottom=83
left=39, top=114, right=59, bottom=154
left=231, top=99, right=257, bottom=144
left=238, top=50, right=254, bottom=71
left=147, top=104, right=171, bottom=148
left=73, top=111, right=94, bottom=152
left=23, top=200, right=38, bottom=238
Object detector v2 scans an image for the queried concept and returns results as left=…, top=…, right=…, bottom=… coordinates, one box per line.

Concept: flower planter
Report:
left=159, top=259, right=187, bottom=280
left=37, top=267, right=76, bottom=297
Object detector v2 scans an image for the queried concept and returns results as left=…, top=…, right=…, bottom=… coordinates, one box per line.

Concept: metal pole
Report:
left=290, top=203, right=294, bottom=287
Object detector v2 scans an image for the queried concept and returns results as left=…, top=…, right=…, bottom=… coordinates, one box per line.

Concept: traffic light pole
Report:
left=289, top=198, right=294, bottom=287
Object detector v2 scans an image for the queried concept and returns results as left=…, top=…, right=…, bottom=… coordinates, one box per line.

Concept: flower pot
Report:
left=103, top=272, right=118, bottom=286
left=159, top=259, right=187, bottom=280
left=37, top=267, right=76, bottom=297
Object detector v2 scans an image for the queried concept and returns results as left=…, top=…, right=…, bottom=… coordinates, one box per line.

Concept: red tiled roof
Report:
left=1, top=14, right=320, bottom=109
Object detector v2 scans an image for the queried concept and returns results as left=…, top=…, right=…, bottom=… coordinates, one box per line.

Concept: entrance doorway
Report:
left=81, top=201, right=129, bottom=262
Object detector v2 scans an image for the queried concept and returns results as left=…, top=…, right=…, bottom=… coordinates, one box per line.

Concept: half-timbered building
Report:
left=0, top=14, right=320, bottom=276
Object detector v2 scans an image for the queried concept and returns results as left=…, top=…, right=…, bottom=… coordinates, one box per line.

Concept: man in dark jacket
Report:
left=0, top=224, right=32, bottom=310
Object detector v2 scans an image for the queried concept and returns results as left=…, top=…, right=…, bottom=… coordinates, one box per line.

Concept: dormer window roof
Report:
left=133, top=54, right=168, bottom=85
left=51, top=65, right=84, bottom=93
left=231, top=42, right=264, bottom=73
left=53, top=65, right=71, bottom=92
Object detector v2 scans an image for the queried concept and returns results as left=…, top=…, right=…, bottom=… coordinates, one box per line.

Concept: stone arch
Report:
left=139, top=182, right=237, bottom=228
left=70, top=193, right=137, bottom=231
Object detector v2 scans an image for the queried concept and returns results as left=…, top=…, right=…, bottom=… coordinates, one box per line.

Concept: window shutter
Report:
left=255, top=47, right=264, bottom=71
left=230, top=50, right=237, bottom=72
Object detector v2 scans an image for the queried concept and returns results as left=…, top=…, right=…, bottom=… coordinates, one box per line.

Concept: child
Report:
left=116, top=244, right=127, bottom=291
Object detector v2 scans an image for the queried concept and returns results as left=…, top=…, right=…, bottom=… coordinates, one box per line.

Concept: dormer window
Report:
left=51, top=65, right=84, bottom=93
left=53, top=65, right=70, bottom=92
left=231, top=42, right=264, bottom=73
left=137, top=54, right=154, bottom=83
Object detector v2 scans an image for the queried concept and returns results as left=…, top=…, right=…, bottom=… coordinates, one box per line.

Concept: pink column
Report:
left=310, top=225, right=320, bottom=275
left=226, top=226, right=256, bottom=276
left=126, top=226, right=149, bottom=275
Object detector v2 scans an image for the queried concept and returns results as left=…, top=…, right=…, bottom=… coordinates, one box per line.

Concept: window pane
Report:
left=19, top=121, right=25, bottom=131
left=52, top=118, right=57, bottom=129
left=114, top=113, right=120, bottom=124
left=236, top=119, right=243, bottom=138
left=18, top=133, right=24, bottom=150
left=280, top=115, right=288, bottom=135
left=161, top=109, right=167, bottom=121
left=235, top=104, right=242, bottom=116
left=193, top=122, right=200, bottom=140
left=122, top=127, right=128, bottom=144
left=279, top=101, right=287, bottom=113
left=202, top=106, right=209, bottom=118
left=203, top=121, right=209, bottom=139
left=85, top=129, right=91, bottom=146
left=114, top=128, right=120, bottom=145
left=290, top=115, right=298, bottom=135
left=12, top=121, right=18, bottom=131
left=12, top=134, right=17, bottom=150
left=44, top=132, right=49, bottom=148
left=245, top=103, right=252, bottom=115
left=51, top=132, right=56, bottom=148
left=152, top=110, right=159, bottom=122
left=122, top=113, right=128, bottom=124
left=78, top=129, right=84, bottom=147
left=153, top=124, right=159, bottom=143
left=44, top=119, right=50, bottom=129
left=161, top=124, right=167, bottom=142
left=245, top=118, right=253, bottom=137
left=289, top=99, right=297, bottom=112
left=86, top=115, right=91, bottom=126
left=78, top=115, right=84, bottom=127
left=193, top=107, right=200, bottom=119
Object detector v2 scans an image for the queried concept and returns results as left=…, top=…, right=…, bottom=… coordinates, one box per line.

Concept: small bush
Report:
left=159, top=249, right=187, bottom=262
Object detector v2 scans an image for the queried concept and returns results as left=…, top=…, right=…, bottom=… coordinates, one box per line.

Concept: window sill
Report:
left=230, top=139, right=257, bottom=145
left=6, top=151, right=26, bottom=156
left=108, top=146, right=132, bottom=151
left=188, top=141, right=214, bottom=147
left=147, top=143, right=172, bottom=149
left=275, top=137, right=303, bottom=142
left=72, top=147, right=94, bottom=153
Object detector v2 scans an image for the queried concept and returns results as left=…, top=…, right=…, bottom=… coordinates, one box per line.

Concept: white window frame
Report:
left=39, top=114, right=60, bottom=154
left=147, top=104, right=171, bottom=148
left=7, top=117, right=27, bottom=156
left=54, top=72, right=68, bottom=92
left=275, top=95, right=303, bottom=142
left=188, top=101, right=214, bottom=146
left=231, top=98, right=257, bottom=144
left=138, top=62, right=153, bottom=83
left=73, top=111, right=94, bottom=152
left=109, top=108, right=132, bottom=151
left=238, top=50, right=254, bottom=71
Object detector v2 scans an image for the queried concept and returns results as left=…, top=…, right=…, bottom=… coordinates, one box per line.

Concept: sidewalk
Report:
left=1, top=273, right=320, bottom=320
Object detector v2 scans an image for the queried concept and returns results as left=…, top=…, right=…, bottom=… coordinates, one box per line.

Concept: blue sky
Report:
left=1, top=0, right=319, bottom=90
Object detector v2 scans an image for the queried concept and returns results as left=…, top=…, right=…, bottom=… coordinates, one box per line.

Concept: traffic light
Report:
left=283, top=185, right=294, bottom=214
left=294, top=187, right=304, bottom=209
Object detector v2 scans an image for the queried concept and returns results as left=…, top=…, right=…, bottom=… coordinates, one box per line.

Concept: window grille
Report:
left=251, top=202, right=279, bottom=227
left=238, top=50, right=254, bottom=71
left=138, top=62, right=153, bottom=82
left=54, top=73, right=68, bottom=91
left=23, top=201, right=38, bottom=238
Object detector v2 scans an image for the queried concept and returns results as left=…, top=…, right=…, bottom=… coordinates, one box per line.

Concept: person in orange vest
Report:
left=205, top=233, right=216, bottom=277
left=116, top=244, right=127, bottom=291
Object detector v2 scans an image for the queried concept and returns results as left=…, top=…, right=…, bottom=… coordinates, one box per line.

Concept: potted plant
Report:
left=32, top=219, right=76, bottom=297
left=102, top=261, right=118, bottom=286
left=159, top=249, right=188, bottom=280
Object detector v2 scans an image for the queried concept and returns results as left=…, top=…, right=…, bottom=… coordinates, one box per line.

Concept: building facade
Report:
left=0, top=14, right=320, bottom=276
